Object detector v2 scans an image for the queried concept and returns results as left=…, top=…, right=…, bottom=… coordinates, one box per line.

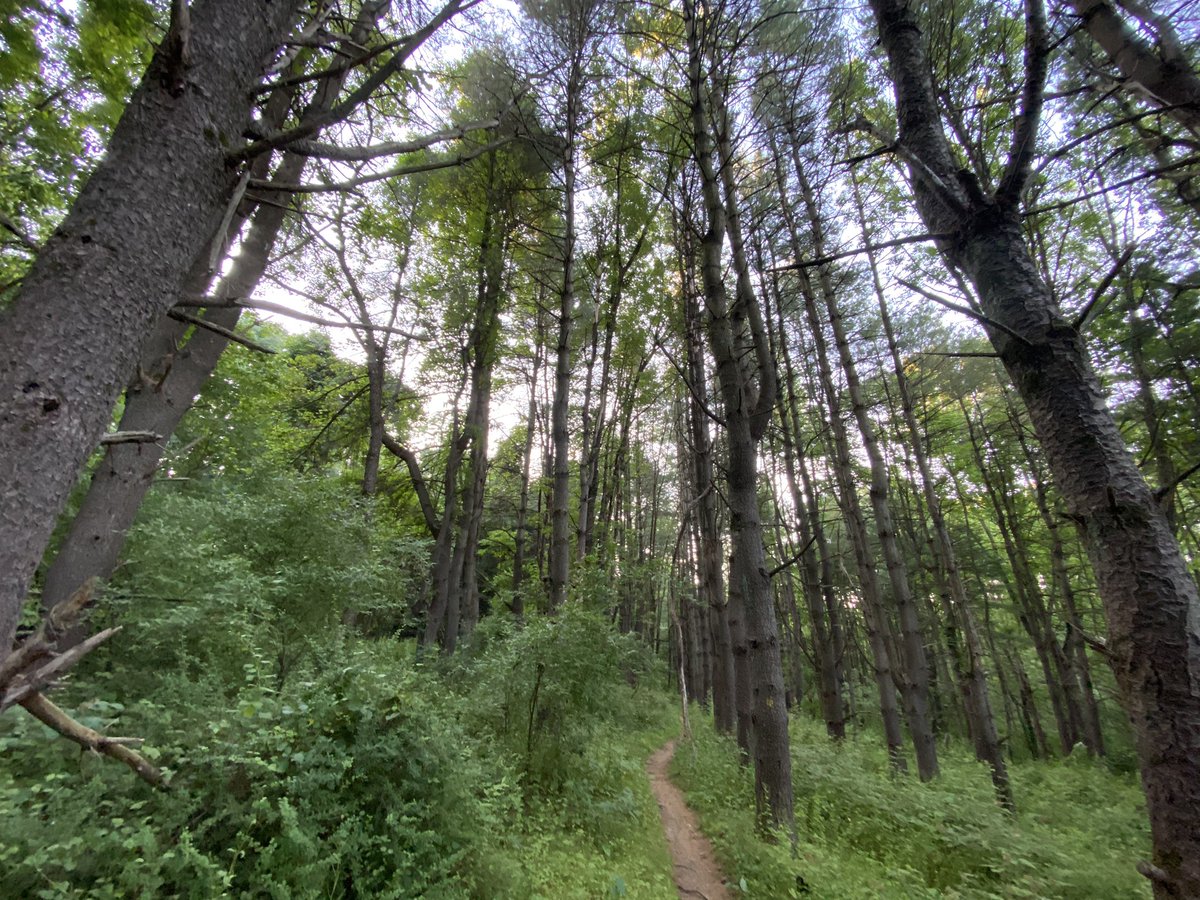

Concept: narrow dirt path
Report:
left=646, top=739, right=732, bottom=900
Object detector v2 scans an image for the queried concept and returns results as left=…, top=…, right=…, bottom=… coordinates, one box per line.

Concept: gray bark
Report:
left=0, top=0, right=304, bottom=660
left=870, top=1, right=1200, bottom=890
left=685, top=0, right=793, bottom=830
left=39, top=3, right=390, bottom=623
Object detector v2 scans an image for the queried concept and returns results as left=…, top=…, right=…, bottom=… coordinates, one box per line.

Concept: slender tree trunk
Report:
left=850, top=171, right=1008, bottom=801
left=794, top=158, right=938, bottom=780
left=775, top=163, right=906, bottom=768
left=548, top=56, right=583, bottom=611
left=512, top=312, right=544, bottom=617
left=684, top=0, right=793, bottom=830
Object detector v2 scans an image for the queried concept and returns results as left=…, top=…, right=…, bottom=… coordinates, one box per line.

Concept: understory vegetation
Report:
left=0, top=474, right=677, bottom=899
left=673, top=715, right=1151, bottom=899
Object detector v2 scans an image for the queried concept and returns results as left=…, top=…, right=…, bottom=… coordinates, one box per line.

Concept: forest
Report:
left=0, top=0, right=1198, bottom=897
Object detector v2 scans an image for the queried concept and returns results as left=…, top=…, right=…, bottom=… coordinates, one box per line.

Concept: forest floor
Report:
left=646, top=739, right=731, bottom=900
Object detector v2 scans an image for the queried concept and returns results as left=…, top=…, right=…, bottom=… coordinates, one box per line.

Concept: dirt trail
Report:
left=646, top=739, right=731, bottom=900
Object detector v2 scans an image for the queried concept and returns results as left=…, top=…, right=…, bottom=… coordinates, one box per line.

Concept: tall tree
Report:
left=682, top=0, right=793, bottom=831
left=0, top=0, right=306, bottom=662
left=864, top=1, right=1200, bottom=891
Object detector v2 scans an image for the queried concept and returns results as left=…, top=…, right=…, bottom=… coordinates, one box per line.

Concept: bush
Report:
left=0, top=642, right=522, bottom=898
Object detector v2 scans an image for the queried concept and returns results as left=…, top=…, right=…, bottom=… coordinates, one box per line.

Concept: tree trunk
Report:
left=851, top=170, right=1008, bottom=802
left=684, top=0, right=793, bottom=831
left=0, top=0, right=305, bottom=659
left=870, top=1, right=1200, bottom=888
left=794, top=157, right=938, bottom=781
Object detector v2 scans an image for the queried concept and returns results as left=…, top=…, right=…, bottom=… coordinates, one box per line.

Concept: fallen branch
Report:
left=1, top=627, right=122, bottom=709
left=19, top=692, right=166, bottom=788
left=2, top=578, right=166, bottom=789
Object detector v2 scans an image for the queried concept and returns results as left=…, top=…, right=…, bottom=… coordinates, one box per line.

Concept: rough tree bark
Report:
left=868, top=1, right=1200, bottom=891
left=38, top=2, right=394, bottom=623
left=0, top=0, right=305, bottom=662
left=684, top=0, right=793, bottom=830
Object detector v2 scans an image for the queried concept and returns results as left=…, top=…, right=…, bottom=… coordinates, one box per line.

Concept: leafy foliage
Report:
left=673, top=715, right=1152, bottom=899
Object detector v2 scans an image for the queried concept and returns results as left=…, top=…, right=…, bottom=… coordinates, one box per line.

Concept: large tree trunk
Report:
left=869, top=1, right=1200, bottom=890
left=38, top=5, right=388, bottom=626
left=1072, top=0, right=1200, bottom=133
left=0, top=0, right=304, bottom=660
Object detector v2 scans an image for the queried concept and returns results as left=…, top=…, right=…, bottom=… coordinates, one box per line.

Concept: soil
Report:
left=646, top=739, right=732, bottom=900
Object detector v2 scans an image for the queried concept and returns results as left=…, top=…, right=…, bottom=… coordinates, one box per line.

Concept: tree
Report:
left=682, top=0, right=793, bottom=832
left=863, top=0, right=1200, bottom=891
left=0, top=0, right=305, bottom=663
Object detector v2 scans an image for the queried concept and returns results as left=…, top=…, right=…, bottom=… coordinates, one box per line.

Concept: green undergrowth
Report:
left=672, top=714, right=1151, bottom=899
left=0, top=478, right=680, bottom=898
left=0, top=614, right=679, bottom=898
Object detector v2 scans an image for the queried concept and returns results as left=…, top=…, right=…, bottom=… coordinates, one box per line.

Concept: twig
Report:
left=166, top=310, right=276, bottom=354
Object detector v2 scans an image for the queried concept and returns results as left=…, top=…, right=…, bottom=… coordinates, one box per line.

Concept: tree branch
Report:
left=1073, top=243, right=1136, bottom=330
left=998, top=0, right=1050, bottom=206
left=898, top=278, right=1032, bottom=346
left=248, top=137, right=513, bottom=194
left=381, top=434, right=439, bottom=537
left=166, top=310, right=276, bottom=354
left=282, top=115, right=504, bottom=162
left=19, top=692, right=166, bottom=788
left=175, top=296, right=427, bottom=340
left=770, top=232, right=952, bottom=272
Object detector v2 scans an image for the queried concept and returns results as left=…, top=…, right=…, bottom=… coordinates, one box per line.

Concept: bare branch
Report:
left=19, top=692, right=166, bottom=789
left=166, top=310, right=276, bottom=354
left=248, top=137, right=514, bottom=194
left=899, top=278, right=1032, bottom=346
left=0, top=212, right=39, bottom=252
left=100, top=431, right=161, bottom=445
left=381, top=434, right=439, bottom=537
left=770, top=231, right=952, bottom=272
left=284, top=115, right=507, bottom=162
left=1073, top=243, right=1137, bottom=330
left=175, top=296, right=427, bottom=340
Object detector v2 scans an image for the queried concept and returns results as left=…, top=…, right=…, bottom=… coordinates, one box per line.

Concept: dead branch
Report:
left=19, top=692, right=166, bottom=789
left=166, top=310, right=276, bottom=354
left=100, top=431, right=162, bottom=445
left=1, top=578, right=166, bottom=789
